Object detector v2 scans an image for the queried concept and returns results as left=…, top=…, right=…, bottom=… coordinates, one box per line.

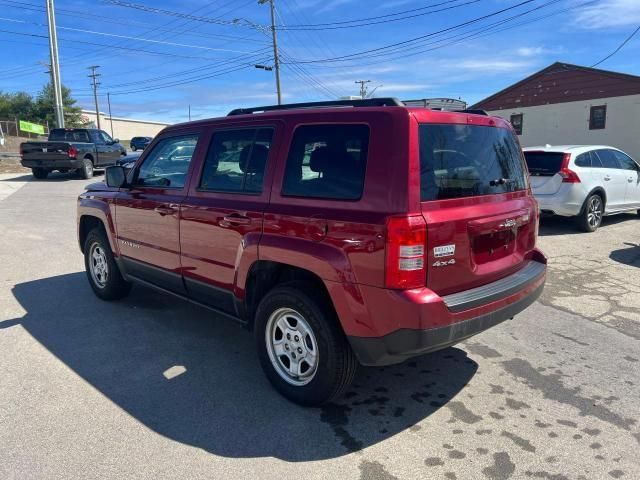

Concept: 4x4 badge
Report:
left=433, top=259, right=456, bottom=267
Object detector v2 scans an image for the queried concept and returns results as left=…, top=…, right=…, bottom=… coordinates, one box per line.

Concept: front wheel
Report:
left=84, top=227, right=131, bottom=300
left=32, top=168, right=48, bottom=179
left=131, top=145, right=137, bottom=152
left=255, top=284, right=357, bottom=406
left=577, top=194, right=603, bottom=232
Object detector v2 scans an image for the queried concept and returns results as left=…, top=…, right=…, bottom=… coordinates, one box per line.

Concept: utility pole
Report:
left=45, top=0, right=64, bottom=128
left=259, top=0, right=282, bottom=105
left=355, top=80, right=371, bottom=99
left=88, top=66, right=101, bottom=129
left=107, top=92, right=114, bottom=137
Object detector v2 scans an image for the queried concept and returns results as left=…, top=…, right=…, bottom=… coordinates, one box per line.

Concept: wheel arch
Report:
left=77, top=205, right=118, bottom=254
left=242, top=260, right=335, bottom=330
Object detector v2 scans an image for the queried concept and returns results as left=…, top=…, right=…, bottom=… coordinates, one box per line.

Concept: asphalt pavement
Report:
left=0, top=172, right=638, bottom=480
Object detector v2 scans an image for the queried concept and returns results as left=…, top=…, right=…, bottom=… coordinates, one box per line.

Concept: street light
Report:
left=255, top=64, right=274, bottom=71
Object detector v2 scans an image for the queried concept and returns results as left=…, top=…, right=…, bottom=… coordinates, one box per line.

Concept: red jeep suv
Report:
left=77, top=98, right=546, bottom=406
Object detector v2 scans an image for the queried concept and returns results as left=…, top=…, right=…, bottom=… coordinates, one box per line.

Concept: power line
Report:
left=591, top=25, right=640, bottom=68
left=283, top=0, right=558, bottom=65
left=278, top=0, right=482, bottom=30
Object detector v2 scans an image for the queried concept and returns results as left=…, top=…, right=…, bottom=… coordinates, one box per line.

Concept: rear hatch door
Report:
left=419, top=123, right=538, bottom=296
left=523, top=151, right=566, bottom=195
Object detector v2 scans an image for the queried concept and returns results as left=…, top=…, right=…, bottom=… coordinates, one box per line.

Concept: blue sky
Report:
left=1, top=0, right=639, bottom=123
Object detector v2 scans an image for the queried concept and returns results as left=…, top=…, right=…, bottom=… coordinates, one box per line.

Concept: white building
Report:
left=81, top=110, right=170, bottom=141
left=472, top=62, right=640, bottom=160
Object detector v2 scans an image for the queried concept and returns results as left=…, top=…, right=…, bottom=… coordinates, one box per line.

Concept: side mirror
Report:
left=112, top=138, right=120, bottom=144
left=105, top=166, right=127, bottom=188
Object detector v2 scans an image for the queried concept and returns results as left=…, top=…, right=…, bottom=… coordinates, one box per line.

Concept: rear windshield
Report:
left=523, top=151, right=565, bottom=176
left=49, top=129, right=90, bottom=143
left=419, top=124, right=528, bottom=201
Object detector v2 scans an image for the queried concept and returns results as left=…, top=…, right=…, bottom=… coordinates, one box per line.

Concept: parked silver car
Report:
left=523, top=145, right=640, bottom=231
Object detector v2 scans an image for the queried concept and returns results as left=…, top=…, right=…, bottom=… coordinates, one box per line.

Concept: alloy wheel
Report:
left=89, top=242, right=109, bottom=288
left=587, top=196, right=603, bottom=228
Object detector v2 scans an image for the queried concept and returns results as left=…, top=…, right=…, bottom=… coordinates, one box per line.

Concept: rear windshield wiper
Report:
left=489, top=178, right=513, bottom=186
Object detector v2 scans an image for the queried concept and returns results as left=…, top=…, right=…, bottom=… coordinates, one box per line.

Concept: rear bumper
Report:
left=533, top=184, right=586, bottom=217
left=21, top=158, right=83, bottom=170
left=348, top=282, right=543, bottom=366
left=344, top=255, right=546, bottom=366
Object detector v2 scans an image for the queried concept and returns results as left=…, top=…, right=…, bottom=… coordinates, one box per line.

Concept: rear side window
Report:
left=282, top=124, right=369, bottom=200
left=574, top=152, right=590, bottom=167
left=595, top=149, right=620, bottom=169
left=199, top=128, right=273, bottom=194
left=524, top=152, right=566, bottom=176
left=419, top=124, right=527, bottom=201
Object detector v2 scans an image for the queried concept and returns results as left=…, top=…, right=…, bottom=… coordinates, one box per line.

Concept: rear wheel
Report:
left=255, top=284, right=357, bottom=406
left=32, top=168, right=48, bottom=179
left=84, top=227, right=131, bottom=300
left=79, top=157, right=94, bottom=179
left=578, top=193, right=603, bottom=232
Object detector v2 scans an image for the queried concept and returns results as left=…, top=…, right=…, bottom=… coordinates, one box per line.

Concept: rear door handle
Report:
left=628, top=177, right=635, bottom=182
left=222, top=215, right=251, bottom=225
left=154, top=204, right=178, bottom=216
left=604, top=175, right=611, bottom=181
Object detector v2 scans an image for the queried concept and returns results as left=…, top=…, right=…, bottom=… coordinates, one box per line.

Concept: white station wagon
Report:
left=523, top=145, right=640, bottom=232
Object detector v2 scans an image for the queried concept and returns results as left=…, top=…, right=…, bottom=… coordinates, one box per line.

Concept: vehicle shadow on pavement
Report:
left=7, top=272, right=478, bottom=461
left=610, top=242, right=640, bottom=268
left=538, top=214, right=635, bottom=236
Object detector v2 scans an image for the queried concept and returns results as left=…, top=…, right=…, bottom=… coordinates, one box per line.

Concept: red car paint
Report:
left=78, top=104, right=546, bottom=366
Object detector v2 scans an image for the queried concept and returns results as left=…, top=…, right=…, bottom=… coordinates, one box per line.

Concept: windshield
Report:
left=419, top=124, right=528, bottom=201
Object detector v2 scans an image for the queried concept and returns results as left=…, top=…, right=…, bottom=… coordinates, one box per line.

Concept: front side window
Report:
left=100, top=131, right=113, bottom=143
left=589, top=105, right=606, bottom=130
left=419, top=124, right=528, bottom=201
left=199, top=128, right=273, bottom=194
left=135, top=134, right=198, bottom=188
left=612, top=150, right=639, bottom=171
left=510, top=114, right=523, bottom=135
left=282, top=124, right=369, bottom=200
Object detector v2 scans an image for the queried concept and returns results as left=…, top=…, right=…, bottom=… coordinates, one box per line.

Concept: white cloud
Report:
left=458, top=60, right=536, bottom=73
left=573, top=0, right=640, bottom=28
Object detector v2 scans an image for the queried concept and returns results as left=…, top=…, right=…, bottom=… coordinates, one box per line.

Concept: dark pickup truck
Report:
left=20, top=128, right=126, bottom=179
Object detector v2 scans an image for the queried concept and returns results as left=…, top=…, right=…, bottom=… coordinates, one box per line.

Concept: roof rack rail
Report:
left=454, top=109, right=489, bottom=116
left=227, top=97, right=404, bottom=116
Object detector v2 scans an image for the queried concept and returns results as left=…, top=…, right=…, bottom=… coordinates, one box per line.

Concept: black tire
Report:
left=32, top=168, right=48, bottom=179
left=79, top=157, right=94, bottom=179
left=577, top=193, right=604, bottom=232
left=131, top=145, right=137, bottom=152
left=255, top=283, right=358, bottom=406
left=84, top=227, right=131, bottom=301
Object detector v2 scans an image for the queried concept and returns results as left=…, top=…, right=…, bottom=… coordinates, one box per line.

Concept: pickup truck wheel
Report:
left=80, top=158, right=94, bottom=179
left=255, top=284, right=357, bottom=406
left=32, top=168, right=48, bottom=179
left=84, top=228, right=131, bottom=300
left=577, top=194, right=603, bottom=232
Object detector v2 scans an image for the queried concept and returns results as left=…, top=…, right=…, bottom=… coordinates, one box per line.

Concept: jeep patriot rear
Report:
left=77, top=98, right=546, bottom=406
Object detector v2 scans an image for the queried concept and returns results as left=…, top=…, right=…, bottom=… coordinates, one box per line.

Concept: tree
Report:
left=0, top=91, right=36, bottom=120
left=33, top=83, right=86, bottom=127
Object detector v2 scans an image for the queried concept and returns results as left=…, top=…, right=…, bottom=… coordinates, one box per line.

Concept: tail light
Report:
left=385, top=215, right=427, bottom=289
left=559, top=153, right=580, bottom=183
left=68, top=145, right=78, bottom=159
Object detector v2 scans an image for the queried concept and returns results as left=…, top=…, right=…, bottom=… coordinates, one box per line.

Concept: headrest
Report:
left=309, top=146, right=332, bottom=173
left=239, top=144, right=269, bottom=173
